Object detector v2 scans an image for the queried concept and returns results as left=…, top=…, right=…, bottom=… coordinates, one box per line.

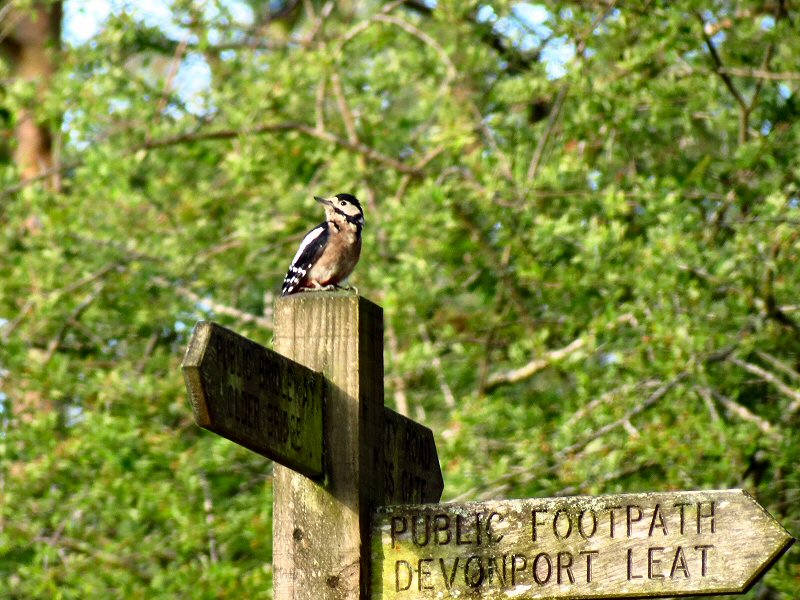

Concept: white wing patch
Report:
left=281, top=225, right=327, bottom=295
left=290, top=225, right=326, bottom=266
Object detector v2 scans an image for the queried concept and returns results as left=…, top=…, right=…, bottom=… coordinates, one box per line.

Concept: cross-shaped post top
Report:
left=181, top=293, right=444, bottom=600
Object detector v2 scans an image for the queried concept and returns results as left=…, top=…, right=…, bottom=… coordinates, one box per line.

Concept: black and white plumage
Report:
left=281, top=193, right=365, bottom=296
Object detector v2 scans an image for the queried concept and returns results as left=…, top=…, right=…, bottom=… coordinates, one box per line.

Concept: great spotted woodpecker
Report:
left=281, top=193, right=365, bottom=296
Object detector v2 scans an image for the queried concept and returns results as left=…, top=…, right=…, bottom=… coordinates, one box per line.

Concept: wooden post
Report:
left=273, top=293, right=384, bottom=600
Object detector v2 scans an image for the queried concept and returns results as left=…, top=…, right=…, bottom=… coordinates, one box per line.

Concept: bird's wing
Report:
left=281, top=223, right=329, bottom=296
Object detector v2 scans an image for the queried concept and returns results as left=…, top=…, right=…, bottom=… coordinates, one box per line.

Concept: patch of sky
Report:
left=512, top=3, right=551, bottom=42
left=62, top=0, right=113, bottom=46
left=64, top=0, right=189, bottom=45
left=540, top=37, right=574, bottom=79
left=174, top=52, right=213, bottom=114
left=478, top=3, right=574, bottom=79
left=61, top=110, right=91, bottom=150
left=761, top=120, right=772, bottom=136
left=778, top=84, right=791, bottom=100
left=198, top=297, right=216, bottom=314
left=761, top=16, right=775, bottom=30
left=600, top=352, right=621, bottom=366
left=587, top=170, right=600, bottom=191
left=476, top=5, right=495, bottom=23
left=65, top=403, right=86, bottom=427
left=63, top=0, right=227, bottom=116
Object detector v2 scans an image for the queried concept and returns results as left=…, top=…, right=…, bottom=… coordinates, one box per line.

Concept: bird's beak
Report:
left=314, top=195, right=332, bottom=206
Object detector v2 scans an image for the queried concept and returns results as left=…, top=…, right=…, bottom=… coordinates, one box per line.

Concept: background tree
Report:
left=1, top=0, right=798, bottom=597
left=0, top=0, right=61, bottom=185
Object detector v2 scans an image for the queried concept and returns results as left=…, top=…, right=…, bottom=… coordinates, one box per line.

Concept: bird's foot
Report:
left=327, top=283, right=358, bottom=294
left=299, top=282, right=338, bottom=293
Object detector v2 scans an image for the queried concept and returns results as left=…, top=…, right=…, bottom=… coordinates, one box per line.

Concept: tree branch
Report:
left=695, top=14, right=746, bottom=109
left=151, top=276, right=273, bottom=330
left=729, top=356, right=800, bottom=407
left=525, top=83, right=568, bottom=185
left=43, top=281, right=105, bottom=364
left=485, top=336, right=586, bottom=392
left=717, top=67, right=800, bottom=81
left=485, top=313, right=637, bottom=392
left=555, top=372, right=689, bottom=459
left=373, top=13, right=456, bottom=85
left=139, top=121, right=424, bottom=176
left=701, top=386, right=781, bottom=439
left=756, top=351, right=800, bottom=384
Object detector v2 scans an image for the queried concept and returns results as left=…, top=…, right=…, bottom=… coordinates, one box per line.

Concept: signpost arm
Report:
left=273, top=293, right=384, bottom=600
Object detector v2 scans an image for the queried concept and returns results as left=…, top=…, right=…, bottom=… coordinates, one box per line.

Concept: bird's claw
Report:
left=299, top=283, right=358, bottom=294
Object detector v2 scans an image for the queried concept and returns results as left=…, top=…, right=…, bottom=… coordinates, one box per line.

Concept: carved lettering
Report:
left=375, top=491, right=795, bottom=597
left=412, top=515, right=430, bottom=546
left=395, top=560, right=412, bottom=592
left=649, top=503, right=669, bottom=536
left=464, top=556, right=484, bottom=587
left=627, top=504, right=643, bottom=536
left=391, top=516, right=407, bottom=547
left=695, top=544, right=714, bottom=576
left=627, top=548, right=643, bottom=580
left=557, top=552, right=575, bottom=584
left=532, top=509, right=547, bottom=541
left=486, top=555, right=506, bottom=586
left=553, top=509, right=573, bottom=540
left=486, top=511, right=504, bottom=544
left=511, top=554, right=527, bottom=585
left=697, top=502, right=716, bottom=534
left=580, top=550, right=599, bottom=583
left=439, top=557, right=459, bottom=591
left=533, top=552, right=553, bottom=584
left=670, top=546, right=690, bottom=578
left=433, top=514, right=451, bottom=545
left=648, top=546, right=665, bottom=579
left=418, top=559, right=434, bottom=590
left=578, top=509, right=598, bottom=539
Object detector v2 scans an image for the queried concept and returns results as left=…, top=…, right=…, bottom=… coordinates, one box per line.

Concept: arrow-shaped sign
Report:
left=372, top=489, right=794, bottom=599
left=182, top=321, right=325, bottom=477
left=182, top=321, right=445, bottom=504
left=382, top=408, right=444, bottom=505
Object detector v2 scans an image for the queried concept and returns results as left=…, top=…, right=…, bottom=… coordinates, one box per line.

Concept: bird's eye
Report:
left=340, top=201, right=347, bottom=206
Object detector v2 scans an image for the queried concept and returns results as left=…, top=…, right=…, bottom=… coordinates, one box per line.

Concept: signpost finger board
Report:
left=372, top=489, right=794, bottom=599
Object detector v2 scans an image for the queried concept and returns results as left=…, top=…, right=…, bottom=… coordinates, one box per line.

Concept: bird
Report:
left=281, top=193, right=365, bottom=296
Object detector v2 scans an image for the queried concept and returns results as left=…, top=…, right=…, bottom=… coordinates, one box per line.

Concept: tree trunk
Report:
left=2, top=1, right=62, bottom=186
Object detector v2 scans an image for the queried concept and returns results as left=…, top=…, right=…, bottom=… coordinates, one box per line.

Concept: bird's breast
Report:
left=306, top=228, right=362, bottom=285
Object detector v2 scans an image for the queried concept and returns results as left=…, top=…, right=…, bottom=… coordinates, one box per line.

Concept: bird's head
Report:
left=315, top=193, right=365, bottom=227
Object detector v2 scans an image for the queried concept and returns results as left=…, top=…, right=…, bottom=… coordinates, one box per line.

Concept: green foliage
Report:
left=1, top=0, right=799, bottom=597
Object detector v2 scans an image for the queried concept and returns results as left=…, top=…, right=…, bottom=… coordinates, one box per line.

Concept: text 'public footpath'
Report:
left=388, top=500, right=718, bottom=593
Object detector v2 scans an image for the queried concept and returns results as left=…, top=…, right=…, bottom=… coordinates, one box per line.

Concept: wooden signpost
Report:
left=182, top=321, right=324, bottom=476
left=372, top=489, right=794, bottom=599
left=181, top=319, right=443, bottom=501
left=182, top=294, right=443, bottom=600
left=181, top=293, right=794, bottom=600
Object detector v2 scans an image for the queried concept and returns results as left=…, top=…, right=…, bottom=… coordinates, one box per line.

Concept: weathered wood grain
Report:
left=372, top=489, right=795, bottom=599
left=381, top=408, right=444, bottom=506
left=181, top=321, right=324, bottom=476
left=273, top=293, right=385, bottom=600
